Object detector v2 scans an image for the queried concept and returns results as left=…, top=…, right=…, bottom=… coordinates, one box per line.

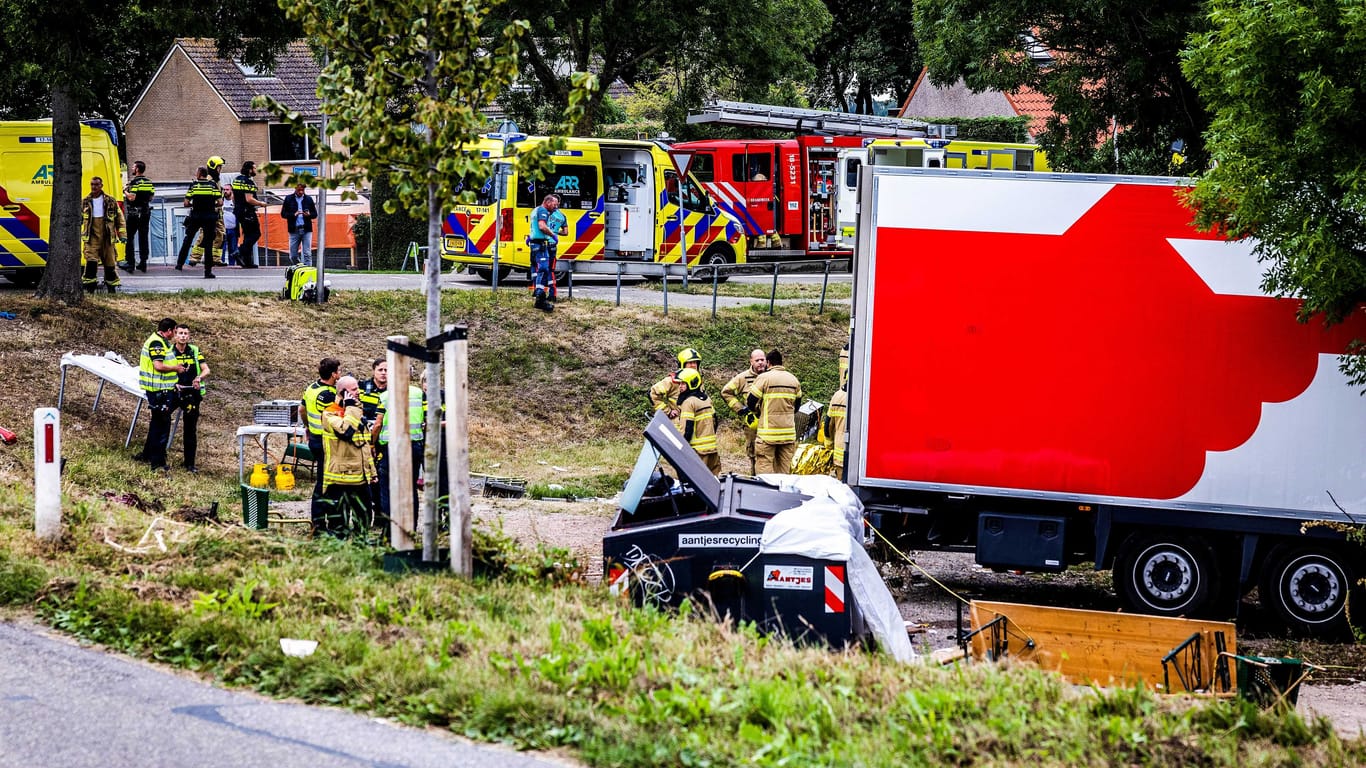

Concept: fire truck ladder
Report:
left=686, top=100, right=931, bottom=138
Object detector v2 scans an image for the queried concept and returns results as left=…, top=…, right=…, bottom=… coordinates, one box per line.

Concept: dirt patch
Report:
left=473, top=497, right=616, bottom=581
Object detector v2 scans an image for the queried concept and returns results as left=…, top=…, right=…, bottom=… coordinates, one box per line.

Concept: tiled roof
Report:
left=177, top=38, right=321, bottom=121
left=900, top=68, right=1056, bottom=138
left=1002, top=85, right=1055, bottom=137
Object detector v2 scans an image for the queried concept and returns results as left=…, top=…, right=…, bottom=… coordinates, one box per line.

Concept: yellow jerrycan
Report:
left=249, top=463, right=271, bottom=489
left=274, top=463, right=296, bottom=490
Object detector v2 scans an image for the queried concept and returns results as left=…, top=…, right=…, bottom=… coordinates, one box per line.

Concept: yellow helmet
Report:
left=676, top=348, right=701, bottom=368
left=677, top=367, right=703, bottom=391
left=207, top=155, right=224, bottom=170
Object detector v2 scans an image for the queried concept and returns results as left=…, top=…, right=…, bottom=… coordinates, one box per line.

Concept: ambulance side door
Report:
left=536, top=149, right=604, bottom=261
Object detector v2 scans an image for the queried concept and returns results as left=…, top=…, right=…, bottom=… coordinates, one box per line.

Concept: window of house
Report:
left=235, top=60, right=276, bottom=79
left=269, top=122, right=321, bottom=162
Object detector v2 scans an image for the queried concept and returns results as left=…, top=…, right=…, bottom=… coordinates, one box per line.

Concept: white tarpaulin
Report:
left=758, top=474, right=918, bottom=663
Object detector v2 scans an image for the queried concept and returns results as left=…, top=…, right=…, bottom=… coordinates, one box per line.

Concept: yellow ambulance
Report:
left=441, top=135, right=747, bottom=282
left=0, top=120, right=124, bottom=285
left=865, top=137, right=1050, bottom=172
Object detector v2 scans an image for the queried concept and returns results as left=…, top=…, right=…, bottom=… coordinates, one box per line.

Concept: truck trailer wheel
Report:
left=1114, top=535, right=1221, bottom=618
left=1260, top=546, right=1356, bottom=638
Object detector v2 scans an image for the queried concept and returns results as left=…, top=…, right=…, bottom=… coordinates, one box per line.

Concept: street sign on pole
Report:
left=668, top=151, right=694, bottom=176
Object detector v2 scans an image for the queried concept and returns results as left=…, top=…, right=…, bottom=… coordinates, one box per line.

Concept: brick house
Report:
left=125, top=38, right=332, bottom=184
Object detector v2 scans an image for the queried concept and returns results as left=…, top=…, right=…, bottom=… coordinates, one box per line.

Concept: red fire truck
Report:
left=671, top=136, right=866, bottom=258
left=678, top=101, right=941, bottom=259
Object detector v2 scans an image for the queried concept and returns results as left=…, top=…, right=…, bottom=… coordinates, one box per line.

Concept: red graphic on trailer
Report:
left=866, top=184, right=1364, bottom=500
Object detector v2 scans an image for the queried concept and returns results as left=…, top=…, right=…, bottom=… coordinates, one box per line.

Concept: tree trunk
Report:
left=420, top=51, right=443, bottom=565
left=36, top=83, right=84, bottom=303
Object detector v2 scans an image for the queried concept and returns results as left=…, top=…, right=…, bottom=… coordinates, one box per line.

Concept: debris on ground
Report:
left=171, top=502, right=221, bottom=525
left=100, top=490, right=164, bottom=515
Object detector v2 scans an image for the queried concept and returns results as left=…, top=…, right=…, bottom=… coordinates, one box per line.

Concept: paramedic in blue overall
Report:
left=529, top=194, right=566, bottom=312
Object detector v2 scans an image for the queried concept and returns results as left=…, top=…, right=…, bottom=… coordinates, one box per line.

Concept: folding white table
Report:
left=58, top=352, right=183, bottom=447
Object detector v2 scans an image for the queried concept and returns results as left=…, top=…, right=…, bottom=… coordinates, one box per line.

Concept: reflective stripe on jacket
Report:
left=827, top=387, right=848, bottom=466
left=302, top=380, right=336, bottom=436
left=680, top=394, right=718, bottom=454
left=379, top=385, right=425, bottom=444
left=322, top=404, right=375, bottom=488
left=139, top=333, right=176, bottom=392
left=747, top=365, right=801, bottom=445
left=720, top=369, right=759, bottom=413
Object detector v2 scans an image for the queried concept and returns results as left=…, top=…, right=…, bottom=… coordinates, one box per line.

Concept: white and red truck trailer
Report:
left=848, top=166, right=1366, bottom=636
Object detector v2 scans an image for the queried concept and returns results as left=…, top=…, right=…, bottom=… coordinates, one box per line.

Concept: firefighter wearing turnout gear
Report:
left=189, top=156, right=226, bottom=267
left=824, top=383, right=848, bottom=478
left=122, top=161, right=154, bottom=273
left=745, top=349, right=802, bottom=475
left=677, top=368, right=721, bottom=475
left=721, top=348, right=767, bottom=475
left=317, top=376, right=378, bottom=536
left=81, top=177, right=126, bottom=293
left=175, top=167, right=221, bottom=278
left=302, top=358, right=341, bottom=527
left=649, top=348, right=701, bottom=428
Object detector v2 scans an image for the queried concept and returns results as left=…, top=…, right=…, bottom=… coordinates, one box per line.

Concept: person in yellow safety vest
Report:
left=676, top=368, right=721, bottom=475
left=133, top=317, right=183, bottom=471
left=721, top=348, right=767, bottom=475
left=301, top=358, right=341, bottom=527
left=745, top=348, right=802, bottom=475
left=189, top=155, right=226, bottom=267
left=824, top=382, right=848, bottom=479
left=650, top=347, right=701, bottom=429
left=372, top=376, right=425, bottom=528
left=81, top=176, right=126, bottom=294
left=318, top=376, right=377, bottom=536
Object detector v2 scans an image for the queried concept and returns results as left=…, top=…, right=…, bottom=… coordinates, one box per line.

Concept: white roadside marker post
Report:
left=34, top=408, right=61, bottom=541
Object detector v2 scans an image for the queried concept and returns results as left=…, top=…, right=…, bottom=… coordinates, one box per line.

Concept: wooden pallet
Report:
left=968, top=600, right=1237, bottom=693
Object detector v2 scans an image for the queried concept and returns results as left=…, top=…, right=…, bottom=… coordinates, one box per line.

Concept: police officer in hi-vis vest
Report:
left=122, top=160, right=155, bottom=273
left=175, top=166, right=221, bottom=278
left=301, top=358, right=341, bottom=525
left=134, top=318, right=184, bottom=471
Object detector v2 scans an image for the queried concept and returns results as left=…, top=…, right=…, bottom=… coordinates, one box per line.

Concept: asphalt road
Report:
left=1, top=262, right=852, bottom=313
left=0, top=620, right=569, bottom=768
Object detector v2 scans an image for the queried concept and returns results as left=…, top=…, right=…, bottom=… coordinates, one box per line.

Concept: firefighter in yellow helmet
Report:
left=745, top=348, right=802, bottom=475
left=190, top=156, right=226, bottom=267
left=677, top=367, right=721, bottom=475
left=649, top=347, right=700, bottom=429
left=721, top=348, right=767, bottom=475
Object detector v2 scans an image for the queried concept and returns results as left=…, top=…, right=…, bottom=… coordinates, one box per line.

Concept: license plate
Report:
left=445, top=236, right=467, bottom=252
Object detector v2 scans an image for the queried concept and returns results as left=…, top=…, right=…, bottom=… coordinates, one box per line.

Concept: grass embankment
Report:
left=0, top=291, right=1362, bottom=766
